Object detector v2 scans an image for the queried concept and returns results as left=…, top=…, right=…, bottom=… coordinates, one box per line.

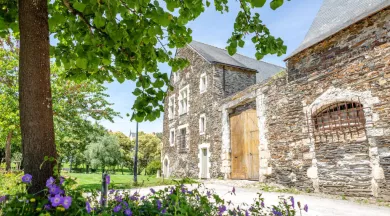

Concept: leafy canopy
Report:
left=0, top=0, right=288, bottom=122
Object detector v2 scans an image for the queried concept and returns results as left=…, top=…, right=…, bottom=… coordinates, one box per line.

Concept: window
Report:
left=199, top=73, right=207, bottom=93
left=179, top=128, right=187, bottom=152
left=199, top=114, right=206, bottom=135
left=169, top=129, right=175, bottom=146
left=312, top=101, right=365, bottom=131
left=172, top=72, right=179, bottom=83
left=179, top=86, right=189, bottom=115
left=168, top=96, right=175, bottom=119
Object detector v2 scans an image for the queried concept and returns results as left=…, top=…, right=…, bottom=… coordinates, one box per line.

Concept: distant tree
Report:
left=155, top=132, right=163, bottom=141
left=84, top=135, right=122, bottom=173
left=138, top=132, right=161, bottom=175
left=111, top=131, right=134, bottom=174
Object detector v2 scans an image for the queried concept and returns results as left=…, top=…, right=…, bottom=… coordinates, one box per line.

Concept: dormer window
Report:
left=199, top=73, right=207, bottom=93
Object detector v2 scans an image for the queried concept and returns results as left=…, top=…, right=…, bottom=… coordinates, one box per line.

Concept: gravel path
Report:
left=122, top=182, right=390, bottom=216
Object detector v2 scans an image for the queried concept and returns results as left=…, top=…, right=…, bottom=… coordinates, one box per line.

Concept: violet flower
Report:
left=0, top=196, right=6, bottom=203
left=157, top=199, right=162, bottom=210
left=150, top=188, right=156, bottom=194
left=48, top=185, right=63, bottom=195
left=261, top=201, right=264, bottom=208
left=113, top=205, right=121, bottom=213
left=60, top=177, right=65, bottom=185
left=105, top=175, right=110, bottom=185
left=124, top=209, right=132, bottom=216
left=86, top=201, right=91, bottom=213
left=245, top=210, right=250, bottom=216
left=218, top=205, right=227, bottom=215
left=46, top=177, right=55, bottom=187
left=50, top=194, right=63, bottom=207
left=207, top=191, right=211, bottom=198
left=161, top=208, right=167, bottom=214
left=290, top=197, right=295, bottom=209
left=21, top=174, right=32, bottom=184
left=272, top=208, right=282, bottom=216
left=115, top=195, right=123, bottom=202
left=304, top=204, right=308, bottom=212
left=62, top=196, right=72, bottom=209
left=232, top=187, right=236, bottom=195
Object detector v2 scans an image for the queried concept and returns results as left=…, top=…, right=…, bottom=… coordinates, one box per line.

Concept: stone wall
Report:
left=215, top=65, right=256, bottom=97
left=264, top=9, right=390, bottom=198
left=219, top=8, right=390, bottom=198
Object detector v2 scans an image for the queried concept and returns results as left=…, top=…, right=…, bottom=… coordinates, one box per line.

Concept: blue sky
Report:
left=99, top=0, right=323, bottom=135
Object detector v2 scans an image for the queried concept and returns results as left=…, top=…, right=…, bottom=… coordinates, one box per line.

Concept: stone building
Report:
left=162, top=0, right=390, bottom=199
left=161, top=41, right=283, bottom=179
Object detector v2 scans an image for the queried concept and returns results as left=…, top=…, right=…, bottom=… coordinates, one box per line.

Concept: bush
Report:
left=0, top=174, right=309, bottom=215
left=145, top=160, right=161, bottom=175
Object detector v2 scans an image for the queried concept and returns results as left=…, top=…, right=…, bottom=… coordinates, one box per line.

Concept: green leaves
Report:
left=270, top=0, right=284, bottom=10
left=93, top=13, right=105, bottom=28
left=75, top=58, right=88, bottom=69
left=250, top=0, right=267, bottom=8
left=73, top=2, right=86, bottom=12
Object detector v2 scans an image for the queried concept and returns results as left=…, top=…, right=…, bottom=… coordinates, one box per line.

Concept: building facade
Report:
left=163, top=0, right=390, bottom=199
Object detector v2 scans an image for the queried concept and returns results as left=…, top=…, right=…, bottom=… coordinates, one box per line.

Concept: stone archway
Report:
left=163, top=155, right=170, bottom=178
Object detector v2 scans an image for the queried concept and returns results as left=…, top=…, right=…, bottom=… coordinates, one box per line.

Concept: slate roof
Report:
left=286, top=0, right=390, bottom=60
left=188, top=40, right=285, bottom=82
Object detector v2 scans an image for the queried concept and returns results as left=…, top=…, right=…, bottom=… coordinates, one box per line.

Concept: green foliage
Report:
left=1, top=175, right=309, bottom=216
left=145, top=160, right=161, bottom=175
left=138, top=132, right=162, bottom=174
left=84, top=135, right=122, bottom=171
left=0, top=0, right=289, bottom=122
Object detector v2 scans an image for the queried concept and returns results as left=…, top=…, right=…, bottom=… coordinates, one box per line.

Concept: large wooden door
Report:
left=230, top=109, right=260, bottom=180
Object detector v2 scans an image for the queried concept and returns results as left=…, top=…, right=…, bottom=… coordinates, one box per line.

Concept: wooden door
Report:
left=230, top=112, right=246, bottom=179
left=230, top=109, right=260, bottom=180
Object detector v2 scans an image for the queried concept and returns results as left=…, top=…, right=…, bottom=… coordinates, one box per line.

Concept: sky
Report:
left=99, top=0, right=324, bottom=135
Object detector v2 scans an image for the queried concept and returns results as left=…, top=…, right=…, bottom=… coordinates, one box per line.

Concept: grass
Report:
left=65, top=172, right=196, bottom=190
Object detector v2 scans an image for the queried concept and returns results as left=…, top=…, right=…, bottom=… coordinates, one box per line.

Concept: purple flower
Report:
left=48, top=185, right=63, bottom=195
left=115, top=195, right=123, bottom=202
left=261, top=201, right=264, bottom=208
left=161, top=208, right=167, bottom=214
left=245, top=210, right=250, bottom=216
left=304, top=204, right=308, bottom=212
left=272, top=208, right=282, bottom=216
left=46, top=177, right=55, bottom=187
left=232, top=187, right=236, bottom=195
left=157, top=199, right=162, bottom=210
left=290, top=197, right=295, bottom=209
left=124, top=209, right=132, bottom=216
left=44, top=204, right=52, bottom=210
left=86, top=201, right=91, bottom=213
left=62, top=196, right=72, bottom=209
left=105, top=175, right=110, bottom=185
left=22, top=174, right=32, bottom=184
left=50, top=194, right=63, bottom=207
left=113, top=205, right=121, bottom=213
left=140, top=196, right=145, bottom=200
left=218, top=205, right=227, bottom=215
left=130, top=195, right=138, bottom=201
left=0, top=196, right=6, bottom=203
left=150, top=188, right=156, bottom=194
left=60, top=177, right=65, bottom=185
left=109, top=189, right=116, bottom=194
left=207, top=191, right=211, bottom=198
left=122, top=201, right=129, bottom=208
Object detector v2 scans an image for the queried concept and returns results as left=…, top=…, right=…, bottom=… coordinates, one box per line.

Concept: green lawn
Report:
left=66, top=173, right=194, bottom=190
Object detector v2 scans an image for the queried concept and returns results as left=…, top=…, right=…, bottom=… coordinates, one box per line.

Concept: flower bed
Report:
left=0, top=174, right=309, bottom=215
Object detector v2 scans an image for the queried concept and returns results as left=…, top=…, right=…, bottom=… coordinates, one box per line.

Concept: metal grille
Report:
left=306, top=99, right=370, bottom=142
left=178, top=128, right=187, bottom=153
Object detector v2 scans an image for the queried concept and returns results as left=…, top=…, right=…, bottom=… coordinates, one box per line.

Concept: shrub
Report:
left=145, top=160, right=161, bottom=175
left=0, top=174, right=309, bottom=215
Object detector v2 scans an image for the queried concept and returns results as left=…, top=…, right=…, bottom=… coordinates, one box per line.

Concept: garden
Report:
left=0, top=0, right=296, bottom=215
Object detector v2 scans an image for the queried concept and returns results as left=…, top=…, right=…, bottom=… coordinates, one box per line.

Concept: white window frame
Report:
left=168, top=95, right=175, bottom=119
left=179, top=85, right=190, bottom=115
left=169, top=128, right=175, bottom=146
left=199, top=113, right=206, bottom=135
left=172, top=72, right=179, bottom=83
left=199, top=73, right=207, bottom=94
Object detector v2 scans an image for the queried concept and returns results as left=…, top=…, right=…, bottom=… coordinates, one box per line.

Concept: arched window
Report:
left=313, top=101, right=365, bottom=131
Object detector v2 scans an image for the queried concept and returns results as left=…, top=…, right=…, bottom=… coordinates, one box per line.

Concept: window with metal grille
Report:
left=179, top=128, right=187, bottom=152
left=313, top=101, right=365, bottom=131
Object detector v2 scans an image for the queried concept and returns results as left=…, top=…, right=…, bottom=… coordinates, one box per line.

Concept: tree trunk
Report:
left=5, top=131, right=12, bottom=171
left=19, top=0, right=56, bottom=194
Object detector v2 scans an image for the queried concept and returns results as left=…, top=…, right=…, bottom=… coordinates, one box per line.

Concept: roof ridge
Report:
left=191, top=40, right=285, bottom=69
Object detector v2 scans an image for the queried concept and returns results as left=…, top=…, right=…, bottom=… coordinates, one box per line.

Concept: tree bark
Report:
left=5, top=131, right=12, bottom=171
left=19, top=0, right=57, bottom=193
